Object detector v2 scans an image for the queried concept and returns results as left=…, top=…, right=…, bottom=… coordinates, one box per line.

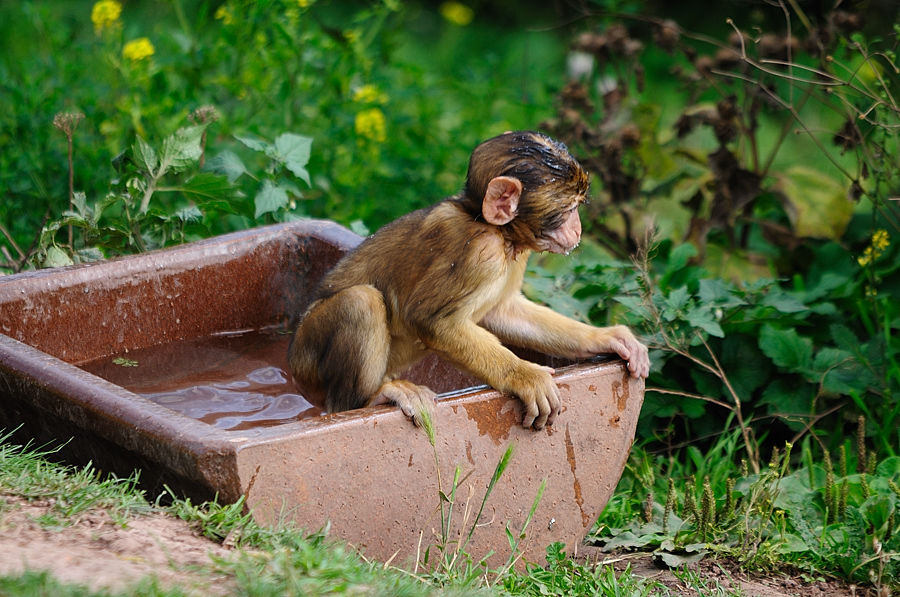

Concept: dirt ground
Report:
left=0, top=494, right=232, bottom=594
left=581, top=547, right=865, bottom=597
left=0, top=494, right=874, bottom=596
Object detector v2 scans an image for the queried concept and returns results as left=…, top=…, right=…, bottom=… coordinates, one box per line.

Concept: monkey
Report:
left=288, top=131, right=650, bottom=430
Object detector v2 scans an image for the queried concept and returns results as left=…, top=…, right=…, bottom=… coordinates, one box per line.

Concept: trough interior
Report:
left=0, top=224, right=569, bottom=433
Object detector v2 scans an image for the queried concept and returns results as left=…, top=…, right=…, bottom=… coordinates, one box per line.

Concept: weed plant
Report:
left=594, top=418, right=900, bottom=591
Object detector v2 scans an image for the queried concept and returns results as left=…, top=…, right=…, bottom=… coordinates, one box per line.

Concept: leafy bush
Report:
left=0, top=0, right=564, bottom=270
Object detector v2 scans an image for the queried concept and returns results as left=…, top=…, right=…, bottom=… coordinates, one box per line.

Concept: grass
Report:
left=0, top=429, right=755, bottom=597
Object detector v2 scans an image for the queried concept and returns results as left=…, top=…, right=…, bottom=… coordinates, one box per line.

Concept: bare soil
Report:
left=581, top=546, right=865, bottom=597
left=0, top=494, right=231, bottom=594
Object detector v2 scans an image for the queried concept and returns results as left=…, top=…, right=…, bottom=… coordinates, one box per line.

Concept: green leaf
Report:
left=179, top=172, right=243, bottom=203
left=761, top=287, right=808, bottom=314
left=685, top=306, right=724, bottom=337
left=776, top=165, right=853, bottom=240
left=173, top=206, right=203, bottom=222
left=42, top=245, right=74, bottom=268
left=697, top=278, right=746, bottom=309
left=133, top=135, right=159, bottom=173
left=204, top=150, right=248, bottom=182
left=73, top=247, right=105, bottom=264
left=720, top=334, right=772, bottom=399
left=657, top=549, right=707, bottom=567
left=759, top=379, right=812, bottom=418
left=664, top=286, right=691, bottom=314
left=160, top=125, right=206, bottom=173
left=814, top=347, right=867, bottom=394
left=254, top=180, right=289, bottom=218
left=599, top=531, right=655, bottom=551
left=758, top=325, right=813, bottom=373
left=776, top=533, right=811, bottom=554
left=235, top=134, right=269, bottom=153
left=666, top=243, right=698, bottom=274
left=271, top=133, right=313, bottom=186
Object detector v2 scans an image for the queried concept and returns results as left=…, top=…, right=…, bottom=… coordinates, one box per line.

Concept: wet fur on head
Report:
left=459, top=131, right=590, bottom=250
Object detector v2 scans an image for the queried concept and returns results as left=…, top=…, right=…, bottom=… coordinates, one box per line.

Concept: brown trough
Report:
left=0, top=221, right=643, bottom=565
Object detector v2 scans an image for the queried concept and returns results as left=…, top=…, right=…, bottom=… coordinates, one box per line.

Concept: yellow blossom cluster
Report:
left=91, top=0, right=122, bottom=34
left=123, top=37, right=155, bottom=62
left=355, top=108, right=387, bottom=143
left=858, top=229, right=890, bottom=266
left=215, top=5, right=235, bottom=25
left=352, top=85, right=387, bottom=104
left=439, top=1, right=473, bottom=26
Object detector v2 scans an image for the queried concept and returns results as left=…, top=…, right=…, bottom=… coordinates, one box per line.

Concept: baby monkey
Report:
left=289, top=131, right=650, bottom=430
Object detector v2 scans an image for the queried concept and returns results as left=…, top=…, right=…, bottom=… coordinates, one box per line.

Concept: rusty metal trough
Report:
left=0, top=221, right=643, bottom=565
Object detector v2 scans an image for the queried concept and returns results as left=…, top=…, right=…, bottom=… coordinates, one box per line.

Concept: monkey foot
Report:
left=369, top=380, right=437, bottom=428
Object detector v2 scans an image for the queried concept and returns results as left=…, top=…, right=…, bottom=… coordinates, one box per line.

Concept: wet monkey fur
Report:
left=288, top=131, right=650, bottom=430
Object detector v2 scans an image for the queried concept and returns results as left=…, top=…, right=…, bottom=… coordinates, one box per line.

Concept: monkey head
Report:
left=461, top=131, right=590, bottom=254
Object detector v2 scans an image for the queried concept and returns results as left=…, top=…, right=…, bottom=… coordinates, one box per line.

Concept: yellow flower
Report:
left=872, top=229, right=890, bottom=252
left=439, top=1, right=474, bottom=26
left=352, top=85, right=387, bottom=104
left=344, top=29, right=360, bottom=44
left=355, top=108, right=387, bottom=143
left=215, top=5, right=234, bottom=25
left=123, top=38, right=155, bottom=62
left=91, top=0, right=122, bottom=34
left=858, top=229, right=890, bottom=266
left=297, top=0, right=313, bottom=7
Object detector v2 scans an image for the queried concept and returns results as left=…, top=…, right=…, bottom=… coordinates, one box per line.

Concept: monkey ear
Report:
left=482, top=176, right=522, bottom=226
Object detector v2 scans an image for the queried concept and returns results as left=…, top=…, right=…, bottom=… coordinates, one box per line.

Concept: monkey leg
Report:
left=368, top=379, right=437, bottom=428
left=288, top=285, right=391, bottom=413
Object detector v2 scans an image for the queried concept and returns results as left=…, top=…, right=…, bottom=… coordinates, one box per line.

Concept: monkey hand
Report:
left=371, top=380, right=437, bottom=428
left=510, top=364, right=561, bottom=430
left=590, top=325, right=650, bottom=379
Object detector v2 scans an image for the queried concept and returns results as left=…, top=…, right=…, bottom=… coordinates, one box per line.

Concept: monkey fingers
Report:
left=516, top=368, right=561, bottom=430
left=370, top=379, right=437, bottom=428
left=603, top=329, right=650, bottom=380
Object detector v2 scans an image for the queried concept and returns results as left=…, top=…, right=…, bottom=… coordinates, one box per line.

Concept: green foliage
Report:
left=0, top=0, right=563, bottom=271
left=595, top=430, right=900, bottom=589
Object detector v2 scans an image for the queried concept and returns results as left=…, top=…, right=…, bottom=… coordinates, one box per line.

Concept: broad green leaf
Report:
left=272, top=133, right=313, bottom=186
left=829, top=324, right=859, bottom=352
left=254, top=179, right=289, bottom=218
left=72, top=191, right=88, bottom=216
left=657, top=546, right=708, bottom=567
left=761, top=287, right=808, bottom=314
left=813, top=347, right=867, bottom=394
left=759, top=379, right=812, bottom=419
left=160, top=125, right=206, bottom=173
left=776, top=165, right=853, bottom=240
left=235, top=134, right=270, bottom=152
left=664, top=286, right=691, bottom=313
left=685, top=306, right=724, bottom=337
left=599, top=531, right=655, bottom=551
left=74, top=247, right=105, bottom=264
left=720, top=334, right=772, bottom=399
left=133, top=135, right=159, bottom=173
left=666, top=243, right=698, bottom=274
left=776, top=533, right=810, bottom=554
left=178, top=172, right=243, bottom=203
left=697, top=278, right=746, bottom=308
left=173, top=205, right=203, bottom=222
left=42, top=245, right=74, bottom=268
left=204, top=150, right=248, bottom=182
left=759, top=325, right=813, bottom=373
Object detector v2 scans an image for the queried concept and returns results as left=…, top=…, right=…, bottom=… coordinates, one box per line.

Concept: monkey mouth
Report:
left=538, top=236, right=580, bottom=255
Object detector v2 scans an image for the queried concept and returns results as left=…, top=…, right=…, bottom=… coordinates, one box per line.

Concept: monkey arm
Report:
left=422, top=318, right=561, bottom=429
left=481, top=294, right=651, bottom=379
